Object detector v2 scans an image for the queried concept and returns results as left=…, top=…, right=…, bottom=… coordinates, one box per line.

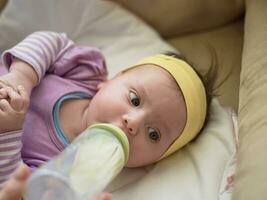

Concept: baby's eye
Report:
left=148, top=127, right=160, bottom=142
left=129, top=91, right=140, bottom=107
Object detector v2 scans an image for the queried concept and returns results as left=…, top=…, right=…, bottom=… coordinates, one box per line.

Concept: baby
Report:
left=0, top=31, right=211, bottom=199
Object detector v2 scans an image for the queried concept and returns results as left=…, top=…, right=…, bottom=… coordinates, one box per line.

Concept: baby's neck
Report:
left=59, top=98, right=91, bottom=142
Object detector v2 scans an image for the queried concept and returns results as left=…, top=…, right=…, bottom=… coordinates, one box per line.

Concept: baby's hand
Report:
left=91, top=193, right=111, bottom=200
left=0, top=84, right=29, bottom=133
left=0, top=163, right=30, bottom=200
left=0, top=163, right=111, bottom=200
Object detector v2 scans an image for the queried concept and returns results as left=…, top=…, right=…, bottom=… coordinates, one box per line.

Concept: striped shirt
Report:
left=0, top=31, right=107, bottom=186
left=0, top=131, right=22, bottom=188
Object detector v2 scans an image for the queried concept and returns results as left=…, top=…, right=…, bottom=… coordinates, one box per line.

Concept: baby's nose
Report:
left=123, top=118, right=135, bottom=135
left=122, top=112, right=145, bottom=136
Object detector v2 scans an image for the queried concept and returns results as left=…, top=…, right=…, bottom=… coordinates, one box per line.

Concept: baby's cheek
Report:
left=124, top=142, right=142, bottom=167
left=125, top=143, right=159, bottom=167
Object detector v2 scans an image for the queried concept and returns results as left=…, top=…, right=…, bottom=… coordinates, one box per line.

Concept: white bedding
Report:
left=0, top=0, right=237, bottom=199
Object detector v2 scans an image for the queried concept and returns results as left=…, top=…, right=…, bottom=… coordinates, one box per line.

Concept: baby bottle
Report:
left=24, top=123, right=129, bottom=200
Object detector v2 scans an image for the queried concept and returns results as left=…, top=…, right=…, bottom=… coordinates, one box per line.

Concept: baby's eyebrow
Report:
left=135, top=82, right=150, bottom=103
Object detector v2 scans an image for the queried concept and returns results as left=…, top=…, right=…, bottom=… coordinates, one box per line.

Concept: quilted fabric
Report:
left=233, top=0, right=267, bottom=199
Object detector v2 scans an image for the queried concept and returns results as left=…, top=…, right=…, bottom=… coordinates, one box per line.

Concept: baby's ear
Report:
left=96, top=81, right=107, bottom=91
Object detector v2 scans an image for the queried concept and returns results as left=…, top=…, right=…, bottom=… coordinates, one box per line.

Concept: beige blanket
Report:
left=233, top=0, right=267, bottom=199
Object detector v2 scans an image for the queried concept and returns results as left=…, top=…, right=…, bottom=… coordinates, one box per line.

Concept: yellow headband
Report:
left=123, top=54, right=207, bottom=159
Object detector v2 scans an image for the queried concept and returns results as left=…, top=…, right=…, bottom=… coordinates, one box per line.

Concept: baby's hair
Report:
left=163, top=50, right=220, bottom=133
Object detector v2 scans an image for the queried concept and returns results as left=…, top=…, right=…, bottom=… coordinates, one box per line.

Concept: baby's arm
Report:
left=0, top=83, right=29, bottom=133
left=0, top=31, right=74, bottom=95
left=0, top=129, right=23, bottom=188
left=1, top=31, right=107, bottom=94
left=0, top=58, right=38, bottom=98
left=0, top=84, right=29, bottom=187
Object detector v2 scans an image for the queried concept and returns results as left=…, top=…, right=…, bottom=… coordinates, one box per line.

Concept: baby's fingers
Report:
left=0, top=88, right=8, bottom=99
left=0, top=99, right=12, bottom=112
left=17, top=85, right=30, bottom=112
left=0, top=164, right=30, bottom=200
left=4, top=87, right=23, bottom=111
left=3, top=86, right=29, bottom=112
left=90, top=193, right=111, bottom=200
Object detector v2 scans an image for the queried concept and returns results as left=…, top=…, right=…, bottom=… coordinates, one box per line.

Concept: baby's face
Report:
left=87, top=65, right=186, bottom=167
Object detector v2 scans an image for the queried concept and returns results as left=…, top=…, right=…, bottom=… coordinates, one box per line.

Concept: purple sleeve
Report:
left=0, top=130, right=23, bottom=188
left=1, top=31, right=108, bottom=84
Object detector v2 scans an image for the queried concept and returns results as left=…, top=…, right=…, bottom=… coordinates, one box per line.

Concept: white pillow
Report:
left=0, top=1, right=237, bottom=199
